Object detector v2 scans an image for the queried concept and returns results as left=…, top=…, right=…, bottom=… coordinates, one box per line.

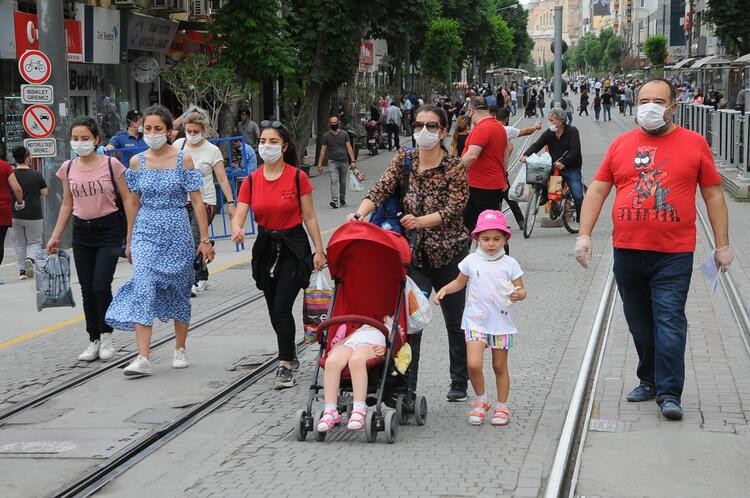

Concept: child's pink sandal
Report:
left=347, top=407, right=366, bottom=430
left=468, top=401, right=491, bottom=426
left=490, top=406, right=511, bottom=426
left=316, top=409, right=341, bottom=432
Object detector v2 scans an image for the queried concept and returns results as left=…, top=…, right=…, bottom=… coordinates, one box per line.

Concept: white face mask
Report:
left=187, top=133, right=203, bottom=145
left=548, top=124, right=558, bottom=133
left=144, top=134, right=168, bottom=150
left=636, top=102, right=669, bottom=132
left=413, top=127, right=441, bottom=150
left=258, top=143, right=283, bottom=164
left=70, top=140, right=96, bottom=157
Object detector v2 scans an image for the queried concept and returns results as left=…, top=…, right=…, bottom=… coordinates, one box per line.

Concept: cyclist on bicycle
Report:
left=520, top=107, right=584, bottom=221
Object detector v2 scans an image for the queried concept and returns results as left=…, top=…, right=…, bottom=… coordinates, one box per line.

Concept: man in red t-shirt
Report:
left=575, top=78, right=732, bottom=421
left=461, top=96, right=508, bottom=232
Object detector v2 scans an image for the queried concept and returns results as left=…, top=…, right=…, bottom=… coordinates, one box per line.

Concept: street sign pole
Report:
left=36, top=0, right=70, bottom=245
left=553, top=5, right=563, bottom=108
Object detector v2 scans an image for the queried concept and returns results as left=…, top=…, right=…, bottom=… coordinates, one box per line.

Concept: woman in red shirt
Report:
left=0, top=158, right=25, bottom=285
left=231, top=121, right=325, bottom=389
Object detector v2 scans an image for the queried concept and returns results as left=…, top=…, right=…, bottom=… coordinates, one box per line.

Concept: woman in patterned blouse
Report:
left=346, top=105, right=471, bottom=403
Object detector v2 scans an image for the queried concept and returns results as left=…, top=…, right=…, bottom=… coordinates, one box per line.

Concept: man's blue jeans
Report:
left=560, top=168, right=584, bottom=220
left=613, top=249, right=693, bottom=403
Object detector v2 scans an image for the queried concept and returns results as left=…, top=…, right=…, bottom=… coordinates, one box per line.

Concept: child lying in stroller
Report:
left=317, top=316, right=394, bottom=432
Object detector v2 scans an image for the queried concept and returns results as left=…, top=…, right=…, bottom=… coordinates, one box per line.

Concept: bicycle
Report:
left=521, top=157, right=587, bottom=238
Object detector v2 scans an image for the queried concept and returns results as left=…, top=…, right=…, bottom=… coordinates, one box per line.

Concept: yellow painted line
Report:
left=2, top=221, right=344, bottom=351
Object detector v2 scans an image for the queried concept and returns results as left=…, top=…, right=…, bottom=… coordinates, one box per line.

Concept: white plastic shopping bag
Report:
left=349, top=170, right=364, bottom=192
left=525, top=151, right=553, bottom=184
left=508, top=164, right=531, bottom=203
left=405, top=276, right=432, bottom=333
left=35, top=250, right=76, bottom=311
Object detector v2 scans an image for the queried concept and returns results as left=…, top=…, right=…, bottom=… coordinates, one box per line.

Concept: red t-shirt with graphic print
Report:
left=594, top=126, right=721, bottom=253
left=237, top=164, right=313, bottom=230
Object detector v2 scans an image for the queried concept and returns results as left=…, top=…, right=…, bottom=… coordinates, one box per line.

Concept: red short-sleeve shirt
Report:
left=0, top=160, right=13, bottom=226
left=594, top=126, right=721, bottom=253
left=237, top=164, right=313, bottom=230
left=463, top=117, right=508, bottom=189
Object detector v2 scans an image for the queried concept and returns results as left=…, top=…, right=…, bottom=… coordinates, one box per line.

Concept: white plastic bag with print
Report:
left=508, top=164, right=531, bottom=203
left=405, top=276, right=432, bottom=333
left=349, top=170, right=365, bottom=192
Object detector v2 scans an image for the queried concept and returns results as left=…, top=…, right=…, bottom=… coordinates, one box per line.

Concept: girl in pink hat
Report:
left=435, top=209, right=526, bottom=426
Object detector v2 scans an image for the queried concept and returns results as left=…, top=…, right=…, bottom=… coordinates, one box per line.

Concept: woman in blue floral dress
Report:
left=106, top=105, right=215, bottom=377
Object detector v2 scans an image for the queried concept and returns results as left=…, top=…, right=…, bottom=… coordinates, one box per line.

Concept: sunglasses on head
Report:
left=261, top=120, right=284, bottom=130
left=413, top=121, right=441, bottom=133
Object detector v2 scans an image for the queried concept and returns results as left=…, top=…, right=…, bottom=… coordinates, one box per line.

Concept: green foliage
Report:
left=583, top=37, right=601, bottom=72
left=643, top=35, right=667, bottom=67
left=485, top=15, right=515, bottom=68
left=422, top=17, right=463, bottom=81
left=495, top=0, right=533, bottom=67
left=705, top=0, right=750, bottom=54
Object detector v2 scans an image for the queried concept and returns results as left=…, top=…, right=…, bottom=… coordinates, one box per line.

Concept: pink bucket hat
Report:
left=471, top=210, right=512, bottom=239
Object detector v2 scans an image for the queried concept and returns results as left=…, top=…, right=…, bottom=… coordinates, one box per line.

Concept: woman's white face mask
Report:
left=70, top=140, right=96, bottom=157
left=413, top=127, right=441, bottom=150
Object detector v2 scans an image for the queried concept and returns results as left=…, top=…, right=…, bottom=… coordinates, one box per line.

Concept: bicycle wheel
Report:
left=562, top=184, right=587, bottom=234
left=523, top=186, right=541, bottom=239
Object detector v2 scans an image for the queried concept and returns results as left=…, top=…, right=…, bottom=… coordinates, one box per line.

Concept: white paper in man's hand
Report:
left=700, top=251, right=720, bottom=294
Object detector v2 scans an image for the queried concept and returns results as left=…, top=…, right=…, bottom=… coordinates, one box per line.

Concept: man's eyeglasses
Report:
left=413, top=121, right=441, bottom=133
left=261, top=120, right=284, bottom=130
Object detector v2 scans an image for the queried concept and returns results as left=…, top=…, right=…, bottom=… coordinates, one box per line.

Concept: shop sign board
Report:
left=126, top=13, right=178, bottom=53
left=77, top=4, right=124, bottom=64
left=13, top=11, right=83, bottom=62
left=19, top=50, right=52, bottom=85
left=23, top=104, right=56, bottom=139
left=21, top=84, right=54, bottom=105
left=24, top=138, right=57, bottom=158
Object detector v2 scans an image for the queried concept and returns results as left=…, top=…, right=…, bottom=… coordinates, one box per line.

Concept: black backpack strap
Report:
left=400, top=148, right=414, bottom=205
left=66, top=158, right=74, bottom=177
left=180, top=138, right=186, bottom=150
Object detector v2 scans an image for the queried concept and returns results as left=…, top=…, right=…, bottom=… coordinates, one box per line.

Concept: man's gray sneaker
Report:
left=273, top=365, right=296, bottom=390
left=660, top=399, right=683, bottom=420
left=626, top=383, right=656, bottom=402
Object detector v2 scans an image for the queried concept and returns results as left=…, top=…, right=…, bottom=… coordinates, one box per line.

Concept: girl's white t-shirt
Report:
left=174, top=138, right=223, bottom=205
left=457, top=252, right=524, bottom=335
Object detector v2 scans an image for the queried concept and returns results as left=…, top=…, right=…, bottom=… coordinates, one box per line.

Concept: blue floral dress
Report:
left=106, top=151, right=202, bottom=330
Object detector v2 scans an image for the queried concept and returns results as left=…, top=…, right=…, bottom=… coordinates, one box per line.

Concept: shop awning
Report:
left=671, top=57, right=698, bottom=69
left=690, top=54, right=734, bottom=68
left=731, top=53, right=750, bottom=65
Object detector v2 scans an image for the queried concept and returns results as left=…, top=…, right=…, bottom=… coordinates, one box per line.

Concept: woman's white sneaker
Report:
left=172, top=348, right=189, bottom=369
left=98, top=333, right=116, bottom=361
left=78, top=340, right=100, bottom=361
left=124, top=355, right=152, bottom=377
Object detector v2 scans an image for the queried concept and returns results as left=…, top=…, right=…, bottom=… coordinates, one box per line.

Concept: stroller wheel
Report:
left=293, top=409, right=309, bottom=441
left=364, top=408, right=378, bottom=443
left=312, top=410, right=327, bottom=442
left=414, top=395, right=428, bottom=426
left=395, top=394, right=408, bottom=425
left=384, top=410, right=398, bottom=444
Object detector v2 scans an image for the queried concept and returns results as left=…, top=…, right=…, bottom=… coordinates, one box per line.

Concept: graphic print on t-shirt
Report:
left=620, top=145, right=679, bottom=223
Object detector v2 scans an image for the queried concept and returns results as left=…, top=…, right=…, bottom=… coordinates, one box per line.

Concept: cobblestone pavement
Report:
left=96, top=116, right=616, bottom=498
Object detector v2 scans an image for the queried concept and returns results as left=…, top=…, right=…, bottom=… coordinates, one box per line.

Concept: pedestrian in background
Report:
left=106, top=109, right=145, bottom=168
left=231, top=121, right=326, bottom=390
left=385, top=100, right=402, bottom=151
left=601, top=89, right=613, bottom=121
left=563, top=92, right=574, bottom=124
left=349, top=105, right=471, bottom=403
left=317, top=114, right=358, bottom=209
left=537, top=89, right=546, bottom=117
left=0, top=156, right=25, bottom=285
left=579, top=89, right=590, bottom=116
left=451, top=115, right=472, bottom=156
left=11, top=146, right=47, bottom=280
left=106, top=105, right=214, bottom=377
left=575, top=78, right=732, bottom=421
left=173, top=110, right=236, bottom=296
left=435, top=210, right=526, bottom=426
left=47, top=116, right=133, bottom=362
left=237, top=108, right=260, bottom=149
left=461, top=96, right=509, bottom=233
left=593, top=93, right=602, bottom=121
left=624, top=85, right=634, bottom=115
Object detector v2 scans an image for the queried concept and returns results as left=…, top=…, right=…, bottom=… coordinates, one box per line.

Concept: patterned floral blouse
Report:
left=366, top=148, right=470, bottom=268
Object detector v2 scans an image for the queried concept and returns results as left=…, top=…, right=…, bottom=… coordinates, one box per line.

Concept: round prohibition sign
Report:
left=18, top=50, right=52, bottom=84
left=23, top=104, right=56, bottom=139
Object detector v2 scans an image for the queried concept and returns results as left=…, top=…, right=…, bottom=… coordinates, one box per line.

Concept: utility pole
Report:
left=36, top=0, right=70, bottom=244
left=553, top=5, right=563, bottom=107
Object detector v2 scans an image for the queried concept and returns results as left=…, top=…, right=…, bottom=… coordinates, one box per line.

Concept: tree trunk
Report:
left=315, top=84, right=335, bottom=165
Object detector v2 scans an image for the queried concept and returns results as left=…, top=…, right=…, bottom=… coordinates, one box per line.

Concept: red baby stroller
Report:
left=293, top=222, right=428, bottom=443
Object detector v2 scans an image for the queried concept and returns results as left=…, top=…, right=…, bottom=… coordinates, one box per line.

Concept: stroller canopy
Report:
left=326, top=222, right=411, bottom=323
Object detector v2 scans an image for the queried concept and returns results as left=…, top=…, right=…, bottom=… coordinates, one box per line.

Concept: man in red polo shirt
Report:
left=461, top=96, right=508, bottom=231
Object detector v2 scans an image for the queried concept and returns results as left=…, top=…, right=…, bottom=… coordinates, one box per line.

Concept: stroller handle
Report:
left=316, top=314, right=390, bottom=342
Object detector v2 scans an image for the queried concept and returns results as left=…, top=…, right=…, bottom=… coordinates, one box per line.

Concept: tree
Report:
left=485, top=15, right=515, bottom=68
left=583, top=37, right=601, bottom=73
left=495, top=0, right=533, bottom=67
left=705, top=0, right=750, bottom=55
left=604, top=36, right=623, bottom=72
left=421, top=17, right=463, bottom=83
left=643, top=35, right=668, bottom=67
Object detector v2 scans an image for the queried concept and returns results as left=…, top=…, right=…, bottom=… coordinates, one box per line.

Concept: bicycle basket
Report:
left=525, top=152, right=553, bottom=184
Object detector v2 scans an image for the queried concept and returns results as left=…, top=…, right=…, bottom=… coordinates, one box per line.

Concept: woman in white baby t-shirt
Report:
left=436, top=209, right=526, bottom=427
